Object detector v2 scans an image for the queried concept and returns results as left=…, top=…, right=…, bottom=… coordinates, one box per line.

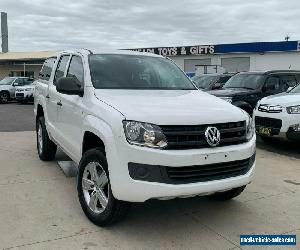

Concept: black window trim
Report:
left=53, top=54, right=71, bottom=85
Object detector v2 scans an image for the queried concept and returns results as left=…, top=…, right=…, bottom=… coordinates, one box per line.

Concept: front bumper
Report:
left=107, top=135, right=256, bottom=202
left=15, top=91, right=34, bottom=101
left=254, top=109, right=300, bottom=141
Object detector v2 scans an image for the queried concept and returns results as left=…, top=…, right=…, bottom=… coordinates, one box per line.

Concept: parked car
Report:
left=208, top=70, right=300, bottom=115
left=191, top=73, right=234, bottom=91
left=34, top=49, right=256, bottom=226
left=0, top=77, right=34, bottom=103
left=15, top=82, right=36, bottom=103
left=254, top=83, right=300, bottom=143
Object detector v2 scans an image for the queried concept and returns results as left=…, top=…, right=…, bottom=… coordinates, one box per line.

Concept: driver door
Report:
left=57, top=55, right=85, bottom=160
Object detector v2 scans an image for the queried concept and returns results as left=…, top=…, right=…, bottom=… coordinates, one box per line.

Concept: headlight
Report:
left=25, top=88, right=33, bottom=91
left=220, top=97, right=232, bottom=103
left=286, top=105, right=300, bottom=114
left=245, top=115, right=255, bottom=141
left=123, top=121, right=167, bottom=148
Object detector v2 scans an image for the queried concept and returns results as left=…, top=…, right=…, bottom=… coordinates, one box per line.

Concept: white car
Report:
left=254, top=84, right=300, bottom=143
left=34, top=49, right=256, bottom=226
left=15, top=83, right=35, bottom=103
left=0, top=77, right=33, bottom=103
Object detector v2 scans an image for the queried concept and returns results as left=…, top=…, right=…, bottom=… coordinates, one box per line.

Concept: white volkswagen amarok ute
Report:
left=34, top=49, right=256, bottom=226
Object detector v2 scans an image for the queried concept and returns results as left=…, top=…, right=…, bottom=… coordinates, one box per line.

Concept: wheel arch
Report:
left=81, top=115, right=116, bottom=157
left=82, top=131, right=106, bottom=156
left=36, top=104, right=44, bottom=119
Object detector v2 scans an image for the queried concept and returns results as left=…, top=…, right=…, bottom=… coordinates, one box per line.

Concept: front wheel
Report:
left=0, top=91, right=9, bottom=104
left=209, top=186, right=246, bottom=201
left=78, top=148, right=131, bottom=226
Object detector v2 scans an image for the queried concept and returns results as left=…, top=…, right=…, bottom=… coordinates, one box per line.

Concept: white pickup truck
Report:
left=34, top=49, right=256, bottom=226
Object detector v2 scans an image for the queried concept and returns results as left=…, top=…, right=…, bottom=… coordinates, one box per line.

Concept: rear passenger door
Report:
left=57, top=55, right=85, bottom=160
left=46, top=54, right=70, bottom=141
left=36, top=57, right=56, bottom=117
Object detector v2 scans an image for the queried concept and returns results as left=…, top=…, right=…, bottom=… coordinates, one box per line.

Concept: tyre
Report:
left=0, top=91, right=9, bottom=104
left=209, top=186, right=246, bottom=201
left=36, top=116, right=57, bottom=161
left=78, top=148, right=131, bottom=226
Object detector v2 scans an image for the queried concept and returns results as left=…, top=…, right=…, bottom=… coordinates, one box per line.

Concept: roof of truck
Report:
left=61, top=49, right=163, bottom=58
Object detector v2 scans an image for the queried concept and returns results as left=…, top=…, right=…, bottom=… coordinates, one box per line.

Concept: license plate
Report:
left=258, top=127, right=271, bottom=136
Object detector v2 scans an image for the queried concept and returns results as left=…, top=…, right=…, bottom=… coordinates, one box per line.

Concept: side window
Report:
left=53, top=55, right=70, bottom=85
left=14, top=78, right=24, bottom=86
left=280, top=75, right=297, bottom=88
left=67, top=56, right=84, bottom=87
left=264, top=76, right=280, bottom=94
left=39, top=57, right=56, bottom=81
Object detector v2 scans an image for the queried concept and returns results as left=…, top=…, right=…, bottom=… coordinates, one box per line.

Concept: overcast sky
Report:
left=1, top=0, right=300, bottom=52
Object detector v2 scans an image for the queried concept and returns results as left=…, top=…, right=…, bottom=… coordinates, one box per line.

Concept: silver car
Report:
left=0, top=77, right=33, bottom=103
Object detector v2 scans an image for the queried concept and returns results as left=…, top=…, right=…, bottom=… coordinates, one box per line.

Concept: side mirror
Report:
left=286, top=86, right=293, bottom=92
left=56, top=77, right=83, bottom=96
left=12, top=83, right=19, bottom=87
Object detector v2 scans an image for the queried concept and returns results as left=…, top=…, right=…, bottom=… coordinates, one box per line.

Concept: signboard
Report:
left=130, top=41, right=300, bottom=56
left=131, top=45, right=215, bottom=56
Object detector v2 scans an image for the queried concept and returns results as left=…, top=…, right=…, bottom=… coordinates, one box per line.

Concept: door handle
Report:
left=57, top=101, right=62, bottom=106
left=46, top=95, right=50, bottom=99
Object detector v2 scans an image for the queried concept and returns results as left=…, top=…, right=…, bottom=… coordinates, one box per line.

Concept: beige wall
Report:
left=0, top=64, right=42, bottom=80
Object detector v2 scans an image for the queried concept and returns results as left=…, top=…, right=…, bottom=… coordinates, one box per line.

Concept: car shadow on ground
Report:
left=256, top=136, right=300, bottom=159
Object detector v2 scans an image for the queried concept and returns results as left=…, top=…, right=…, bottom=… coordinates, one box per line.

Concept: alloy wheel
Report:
left=0, top=93, right=8, bottom=103
left=82, top=162, right=109, bottom=214
left=37, top=123, right=43, bottom=154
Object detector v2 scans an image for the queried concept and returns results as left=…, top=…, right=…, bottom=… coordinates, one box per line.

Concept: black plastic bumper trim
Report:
left=128, top=153, right=255, bottom=184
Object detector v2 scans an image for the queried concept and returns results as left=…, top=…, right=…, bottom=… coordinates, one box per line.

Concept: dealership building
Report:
left=0, top=51, right=57, bottom=79
left=132, top=40, right=300, bottom=75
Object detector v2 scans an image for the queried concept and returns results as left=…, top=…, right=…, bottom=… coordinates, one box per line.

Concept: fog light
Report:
left=136, top=166, right=149, bottom=179
left=291, top=124, right=300, bottom=132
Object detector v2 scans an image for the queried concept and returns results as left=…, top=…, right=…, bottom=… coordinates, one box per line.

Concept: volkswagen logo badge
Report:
left=205, top=126, right=221, bottom=147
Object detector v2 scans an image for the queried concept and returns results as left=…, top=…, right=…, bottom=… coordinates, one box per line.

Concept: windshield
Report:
left=191, top=75, right=219, bottom=89
left=224, top=74, right=264, bottom=90
left=0, top=77, right=16, bottom=85
left=290, top=83, right=300, bottom=93
left=89, top=54, right=196, bottom=90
